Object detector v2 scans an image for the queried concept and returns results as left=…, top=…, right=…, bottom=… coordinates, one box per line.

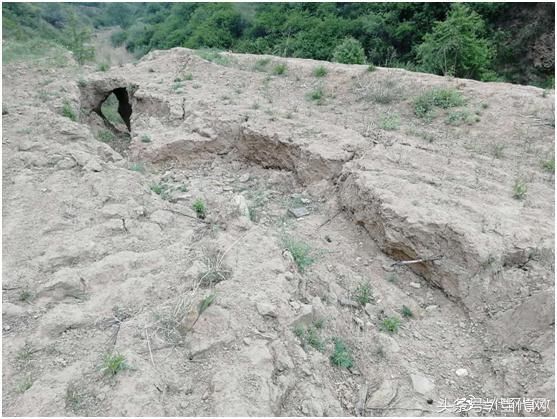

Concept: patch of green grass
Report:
left=97, top=130, right=115, bottom=143
left=101, top=353, right=128, bottom=376
left=542, top=158, right=555, bottom=172
left=196, top=49, right=230, bottom=66
left=414, top=88, right=465, bottom=119
left=493, top=143, right=505, bottom=159
left=130, top=162, right=145, bottom=173
left=184, top=73, right=193, bottom=80
left=282, top=236, right=316, bottom=273
left=294, top=325, right=324, bottom=352
left=18, top=289, right=33, bottom=302
left=62, top=101, right=77, bottom=121
left=330, top=338, right=354, bottom=368
left=367, top=63, right=377, bottom=72
left=381, top=316, right=401, bottom=333
left=513, top=179, right=527, bottom=200
left=481, top=102, right=489, bottom=109
left=16, top=376, right=33, bottom=393
left=313, top=65, right=327, bottom=77
left=97, top=62, right=109, bottom=72
left=313, top=318, right=325, bottom=329
left=445, top=110, right=475, bottom=126
left=253, top=58, right=271, bottom=72
left=401, top=305, right=413, bottom=318
left=193, top=198, right=207, bottom=219
left=65, top=382, right=86, bottom=413
left=354, top=281, right=373, bottom=306
left=379, top=113, right=401, bottom=130
left=272, top=63, right=287, bottom=75
left=101, top=94, right=124, bottom=125
left=140, top=134, right=151, bottom=143
left=172, top=82, right=183, bottom=92
left=16, top=342, right=35, bottom=364
left=151, top=183, right=170, bottom=200
left=307, top=88, right=325, bottom=103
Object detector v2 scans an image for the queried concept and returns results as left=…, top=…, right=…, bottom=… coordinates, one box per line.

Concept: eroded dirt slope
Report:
left=2, top=48, right=555, bottom=416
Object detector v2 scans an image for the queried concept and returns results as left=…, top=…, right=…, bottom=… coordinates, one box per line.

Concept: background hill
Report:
left=2, top=2, right=555, bottom=87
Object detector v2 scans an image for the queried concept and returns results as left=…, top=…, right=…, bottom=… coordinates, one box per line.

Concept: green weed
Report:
left=313, top=65, right=327, bottom=77
left=101, top=353, right=128, bottom=376
left=381, top=316, right=401, bottom=333
left=193, top=199, right=207, bottom=219
left=330, top=338, right=354, bottom=368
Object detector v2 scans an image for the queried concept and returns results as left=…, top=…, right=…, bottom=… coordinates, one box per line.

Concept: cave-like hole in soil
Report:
left=99, top=87, right=132, bottom=132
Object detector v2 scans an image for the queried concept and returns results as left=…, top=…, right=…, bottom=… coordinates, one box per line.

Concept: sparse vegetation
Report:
left=294, top=325, right=325, bottom=352
left=330, top=338, right=354, bottom=368
left=101, top=353, right=128, bottom=376
left=307, top=88, right=324, bottom=103
left=62, top=101, right=76, bottom=121
left=196, top=49, right=230, bottom=66
left=542, top=158, right=555, bottom=172
left=97, top=62, right=109, bottom=72
left=198, top=247, right=232, bottom=287
left=140, top=134, right=151, bottom=143
left=379, top=113, right=401, bottom=130
left=192, top=198, right=207, bottom=219
left=282, top=236, right=316, bottom=273
left=16, top=376, right=33, bottom=393
left=354, top=281, right=373, bottom=306
left=151, top=183, right=170, bottom=200
left=367, top=63, right=376, bottom=72
left=513, top=179, right=527, bottom=200
left=313, top=65, right=327, bottom=77
left=130, top=162, right=145, bottom=173
left=381, top=316, right=401, bottom=333
left=445, top=109, right=475, bottom=126
left=18, top=289, right=33, bottom=302
left=253, top=58, right=271, bottom=72
left=386, top=272, right=397, bottom=283
left=414, top=88, right=465, bottom=119
left=97, top=130, right=115, bottom=143
left=493, top=143, right=505, bottom=159
left=272, top=63, right=287, bottom=75
left=401, top=305, right=413, bottom=318
left=184, top=73, right=193, bottom=80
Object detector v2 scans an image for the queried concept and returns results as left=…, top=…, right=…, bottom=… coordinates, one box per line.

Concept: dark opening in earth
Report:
left=96, top=87, right=132, bottom=132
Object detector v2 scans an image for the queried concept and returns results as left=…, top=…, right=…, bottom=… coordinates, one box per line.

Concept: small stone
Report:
left=288, top=207, right=310, bottom=218
left=239, top=173, right=250, bottom=182
left=382, top=264, right=394, bottom=272
left=410, top=373, right=435, bottom=395
left=353, top=317, right=364, bottom=329
left=409, top=282, right=421, bottom=289
left=256, top=302, right=277, bottom=318
left=243, top=337, right=251, bottom=346
left=425, top=305, right=438, bottom=312
left=3, top=325, right=11, bottom=331
left=201, top=390, right=210, bottom=400
left=300, top=198, right=311, bottom=204
left=455, top=368, right=468, bottom=377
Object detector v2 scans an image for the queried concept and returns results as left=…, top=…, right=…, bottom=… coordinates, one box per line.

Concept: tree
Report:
left=64, top=12, right=95, bottom=64
left=332, top=37, right=366, bottom=64
left=416, top=4, right=492, bottom=79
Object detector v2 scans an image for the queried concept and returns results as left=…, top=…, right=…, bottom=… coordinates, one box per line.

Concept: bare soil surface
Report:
left=2, top=47, right=555, bottom=416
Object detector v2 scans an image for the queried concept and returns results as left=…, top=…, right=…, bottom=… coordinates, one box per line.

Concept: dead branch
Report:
left=391, top=255, right=443, bottom=267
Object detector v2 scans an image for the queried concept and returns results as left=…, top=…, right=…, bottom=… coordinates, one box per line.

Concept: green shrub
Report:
left=193, top=199, right=207, bottom=219
left=282, top=236, right=315, bottom=273
left=253, top=58, right=271, bottom=72
left=62, top=101, right=77, bottom=121
left=379, top=113, right=401, bottom=130
left=542, top=158, right=555, bottom=172
left=401, top=305, right=413, bottom=318
left=416, top=4, right=492, bottom=79
left=414, top=88, right=465, bottom=119
left=272, top=63, right=287, bottom=75
left=97, top=62, right=109, bottom=72
left=307, top=88, right=324, bottom=103
left=330, top=338, right=354, bottom=368
left=367, top=63, right=377, bottom=72
left=381, top=316, right=401, bottom=333
left=101, top=353, right=128, bottom=376
left=513, top=179, right=527, bottom=200
left=140, top=134, right=151, bottom=143
left=97, top=130, right=115, bottom=142
left=332, top=37, right=366, bottom=64
left=313, top=65, right=327, bottom=77
left=354, top=281, right=373, bottom=306
left=445, top=110, right=475, bottom=126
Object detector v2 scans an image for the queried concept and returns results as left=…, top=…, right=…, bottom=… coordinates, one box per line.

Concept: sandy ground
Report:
left=2, top=46, right=554, bottom=416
